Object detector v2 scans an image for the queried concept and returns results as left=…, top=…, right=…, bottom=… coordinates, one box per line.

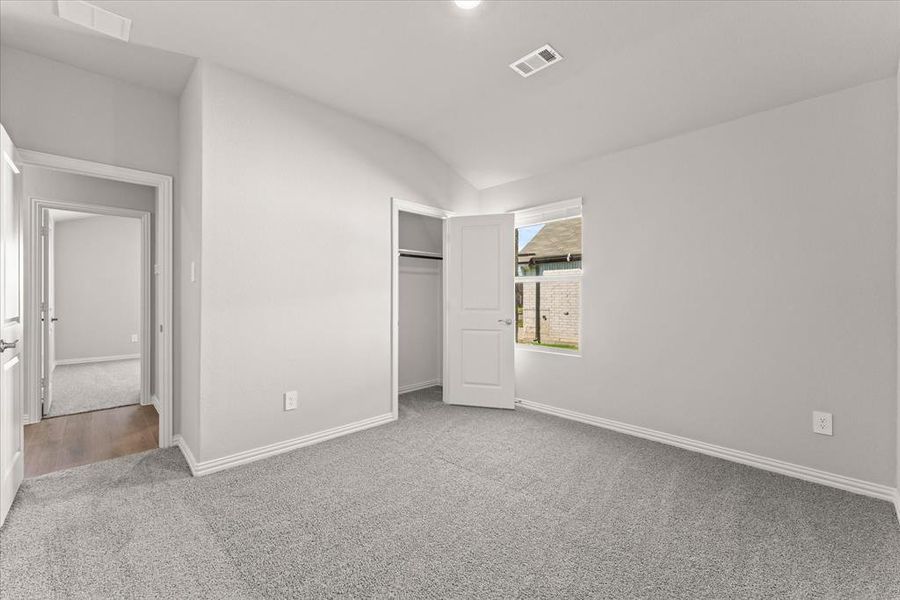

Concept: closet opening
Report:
left=391, top=199, right=452, bottom=419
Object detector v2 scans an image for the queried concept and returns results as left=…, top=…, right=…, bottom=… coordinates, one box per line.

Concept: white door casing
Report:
left=18, top=150, right=173, bottom=447
left=0, top=124, right=24, bottom=527
left=444, top=214, right=515, bottom=409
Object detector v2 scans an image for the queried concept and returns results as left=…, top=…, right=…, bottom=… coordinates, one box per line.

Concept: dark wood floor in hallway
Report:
left=24, top=404, right=159, bottom=478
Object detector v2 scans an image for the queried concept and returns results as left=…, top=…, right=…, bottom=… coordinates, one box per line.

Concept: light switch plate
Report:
left=284, top=390, right=298, bottom=411
left=131, top=334, right=139, bottom=343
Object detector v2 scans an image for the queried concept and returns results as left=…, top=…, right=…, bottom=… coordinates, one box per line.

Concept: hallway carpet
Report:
left=1, top=387, right=898, bottom=599
left=47, top=359, right=140, bottom=417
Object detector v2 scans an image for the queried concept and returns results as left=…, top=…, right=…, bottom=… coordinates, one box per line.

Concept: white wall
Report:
left=53, top=216, right=141, bottom=361
left=399, top=212, right=443, bottom=254
left=23, top=166, right=155, bottom=213
left=398, top=213, right=443, bottom=390
left=0, top=46, right=179, bottom=177
left=187, top=62, right=477, bottom=462
left=176, top=65, right=203, bottom=452
left=481, top=78, right=898, bottom=487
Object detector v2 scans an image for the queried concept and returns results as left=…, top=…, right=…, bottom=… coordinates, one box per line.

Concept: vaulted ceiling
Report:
left=2, top=1, right=898, bottom=189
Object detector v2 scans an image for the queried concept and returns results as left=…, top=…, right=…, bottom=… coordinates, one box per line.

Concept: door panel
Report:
left=41, top=209, right=55, bottom=414
left=445, top=214, right=514, bottom=409
left=461, top=330, right=500, bottom=385
left=460, top=225, right=500, bottom=309
left=0, top=124, right=24, bottom=527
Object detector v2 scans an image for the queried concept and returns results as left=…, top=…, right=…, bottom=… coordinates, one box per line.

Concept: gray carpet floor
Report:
left=2, top=386, right=898, bottom=599
left=47, top=359, right=140, bottom=418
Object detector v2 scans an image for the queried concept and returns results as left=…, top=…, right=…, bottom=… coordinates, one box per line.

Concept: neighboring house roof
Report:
left=518, top=218, right=582, bottom=263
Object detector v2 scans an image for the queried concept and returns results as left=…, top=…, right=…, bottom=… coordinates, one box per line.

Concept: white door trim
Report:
left=18, top=150, right=174, bottom=448
left=30, top=198, right=152, bottom=413
left=391, top=198, right=453, bottom=419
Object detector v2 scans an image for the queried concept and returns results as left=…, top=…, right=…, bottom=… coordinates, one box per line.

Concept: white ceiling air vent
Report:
left=509, top=44, right=563, bottom=78
left=57, top=1, right=132, bottom=42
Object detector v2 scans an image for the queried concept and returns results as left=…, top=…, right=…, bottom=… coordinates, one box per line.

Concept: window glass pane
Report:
left=516, top=216, right=582, bottom=276
left=516, top=280, right=580, bottom=351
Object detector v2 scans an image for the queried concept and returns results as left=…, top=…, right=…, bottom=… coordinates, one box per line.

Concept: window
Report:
left=514, top=199, right=582, bottom=353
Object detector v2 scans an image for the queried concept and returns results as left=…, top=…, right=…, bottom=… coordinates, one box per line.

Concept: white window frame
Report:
left=512, top=197, right=583, bottom=357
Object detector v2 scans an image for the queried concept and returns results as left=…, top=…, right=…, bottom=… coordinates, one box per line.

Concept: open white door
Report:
left=445, top=213, right=515, bottom=409
left=0, top=124, right=24, bottom=527
left=40, top=209, right=55, bottom=415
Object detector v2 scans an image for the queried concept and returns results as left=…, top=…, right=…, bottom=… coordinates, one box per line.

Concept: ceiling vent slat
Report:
left=538, top=49, right=557, bottom=62
left=515, top=62, right=534, bottom=74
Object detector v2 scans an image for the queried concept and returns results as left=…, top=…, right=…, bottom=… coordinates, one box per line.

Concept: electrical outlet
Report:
left=813, top=411, right=832, bottom=436
left=131, top=334, right=139, bottom=343
left=283, top=390, right=298, bottom=411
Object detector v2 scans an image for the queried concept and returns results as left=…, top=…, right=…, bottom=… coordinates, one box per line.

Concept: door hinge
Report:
left=40, top=378, right=45, bottom=399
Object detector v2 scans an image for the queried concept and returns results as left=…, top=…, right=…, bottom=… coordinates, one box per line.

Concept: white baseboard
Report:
left=150, top=395, right=160, bottom=413
left=894, top=489, right=900, bottom=525
left=173, top=434, right=200, bottom=475
left=516, top=398, right=897, bottom=504
left=173, top=412, right=397, bottom=477
left=398, top=379, right=441, bottom=394
left=55, top=353, right=140, bottom=366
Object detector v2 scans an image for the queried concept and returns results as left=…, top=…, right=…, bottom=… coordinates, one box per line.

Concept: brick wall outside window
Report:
left=517, top=280, right=580, bottom=347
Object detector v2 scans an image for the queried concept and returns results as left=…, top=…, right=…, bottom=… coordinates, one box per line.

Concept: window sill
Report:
left=515, top=345, right=582, bottom=358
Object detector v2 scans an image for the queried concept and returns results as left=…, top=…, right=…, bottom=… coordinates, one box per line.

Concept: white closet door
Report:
left=444, top=213, right=514, bottom=409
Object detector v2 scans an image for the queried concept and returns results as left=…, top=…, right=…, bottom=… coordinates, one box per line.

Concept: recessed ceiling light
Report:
left=454, top=0, right=482, bottom=10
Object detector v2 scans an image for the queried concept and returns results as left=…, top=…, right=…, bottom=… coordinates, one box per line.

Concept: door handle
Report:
left=51, top=318, right=59, bottom=322
left=0, top=339, right=18, bottom=353
left=498, top=319, right=513, bottom=325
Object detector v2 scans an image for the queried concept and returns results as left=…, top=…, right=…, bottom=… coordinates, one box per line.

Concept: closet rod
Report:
left=398, top=248, right=443, bottom=260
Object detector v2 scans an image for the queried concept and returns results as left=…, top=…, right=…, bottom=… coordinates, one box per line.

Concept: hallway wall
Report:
left=53, top=216, right=141, bottom=362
